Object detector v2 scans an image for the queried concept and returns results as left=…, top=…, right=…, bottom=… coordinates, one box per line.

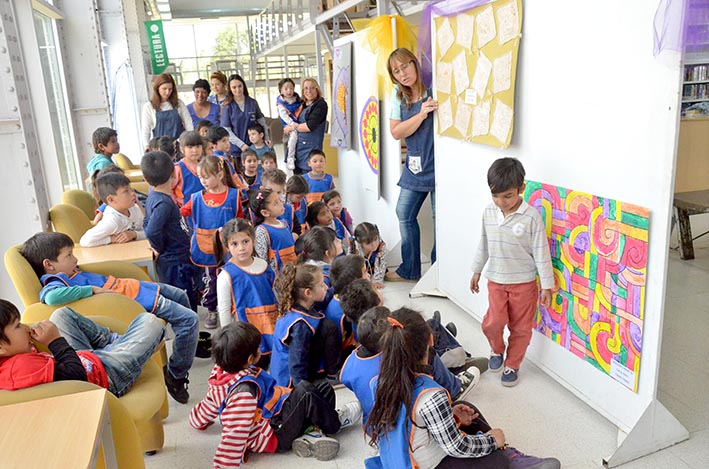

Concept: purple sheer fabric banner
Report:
left=654, top=0, right=709, bottom=56
left=653, top=0, right=687, bottom=55
left=418, top=0, right=494, bottom=87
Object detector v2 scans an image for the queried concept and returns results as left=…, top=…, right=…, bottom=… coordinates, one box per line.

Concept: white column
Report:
left=0, top=0, right=55, bottom=305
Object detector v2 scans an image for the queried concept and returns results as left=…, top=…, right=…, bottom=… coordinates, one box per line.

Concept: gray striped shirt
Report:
left=471, top=201, right=554, bottom=289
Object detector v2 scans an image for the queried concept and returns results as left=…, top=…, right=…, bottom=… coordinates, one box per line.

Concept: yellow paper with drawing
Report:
left=434, top=0, right=522, bottom=148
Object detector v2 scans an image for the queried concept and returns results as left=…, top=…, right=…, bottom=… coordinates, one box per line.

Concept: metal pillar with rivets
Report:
left=0, top=0, right=54, bottom=304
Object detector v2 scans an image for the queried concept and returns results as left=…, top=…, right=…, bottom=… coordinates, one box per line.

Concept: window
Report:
left=33, top=9, right=81, bottom=190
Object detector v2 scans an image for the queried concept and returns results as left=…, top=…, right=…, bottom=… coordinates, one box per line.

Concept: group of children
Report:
left=0, top=113, right=561, bottom=468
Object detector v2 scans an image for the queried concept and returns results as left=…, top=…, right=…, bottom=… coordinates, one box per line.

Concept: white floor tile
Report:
left=146, top=245, right=709, bottom=468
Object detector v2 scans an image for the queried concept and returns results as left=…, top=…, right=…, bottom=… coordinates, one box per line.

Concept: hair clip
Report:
left=256, top=192, right=264, bottom=200
left=387, top=317, right=404, bottom=329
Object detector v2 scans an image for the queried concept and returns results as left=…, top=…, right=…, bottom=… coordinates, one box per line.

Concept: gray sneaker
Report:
left=204, top=310, right=218, bottom=329
left=292, top=430, right=340, bottom=460
left=502, top=446, right=561, bottom=469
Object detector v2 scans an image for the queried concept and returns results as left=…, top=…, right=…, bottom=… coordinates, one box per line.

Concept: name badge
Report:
left=408, top=155, right=422, bottom=175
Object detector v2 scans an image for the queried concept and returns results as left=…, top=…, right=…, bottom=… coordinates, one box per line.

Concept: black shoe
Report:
left=432, top=310, right=441, bottom=323
left=164, top=367, right=190, bottom=404
left=195, top=331, right=212, bottom=358
left=445, top=322, right=457, bottom=337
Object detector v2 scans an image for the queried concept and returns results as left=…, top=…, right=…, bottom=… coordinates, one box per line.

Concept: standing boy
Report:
left=87, top=127, right=120, bottom=175
left=470, top=157, right=554, bottom=387
left=142, top=150, right=198, bottom=311
left=80, top=173, right=145, bottom=247
left=248, top=123, right=274, bottom=166
left=21, top=232, right=199, bottom=403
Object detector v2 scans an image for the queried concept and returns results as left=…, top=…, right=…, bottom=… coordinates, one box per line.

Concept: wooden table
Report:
left=73, top=239, right=155, bottom=279
left=0, top=388, right=117, bottom=468
left=673, top=190, right=709, bottom=260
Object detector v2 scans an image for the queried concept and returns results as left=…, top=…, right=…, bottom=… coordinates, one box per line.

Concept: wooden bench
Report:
left=674, top=190, right=709, bottom=260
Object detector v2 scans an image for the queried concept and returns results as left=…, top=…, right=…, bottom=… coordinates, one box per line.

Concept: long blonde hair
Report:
left=301, top=77, right=322, bottom=103
left=387, top=48, right=426, bottom=109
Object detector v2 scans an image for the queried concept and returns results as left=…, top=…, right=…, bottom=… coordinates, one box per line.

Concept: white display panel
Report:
left=433, top=1, right=682, bottom=433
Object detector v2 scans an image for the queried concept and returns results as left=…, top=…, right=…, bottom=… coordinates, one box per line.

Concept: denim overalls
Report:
left=153, top=106, right=184, bottom=140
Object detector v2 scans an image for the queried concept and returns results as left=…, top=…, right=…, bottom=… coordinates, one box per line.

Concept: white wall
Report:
left=336, top=32, right=434, bottom=263
left=434, top=1, right=681, bottom=432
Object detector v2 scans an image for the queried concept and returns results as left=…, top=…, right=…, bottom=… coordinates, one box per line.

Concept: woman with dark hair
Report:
left=141, top=73, right=193, bottom=149
left=284, top=77, right=328, bottom=174
left=186, top=79, right=221, bottom=127
left=386, top=48, right=437, bottom=282
left=220, top=74, right=270, bottom=160
left=208, top=70, right=228, bottom=106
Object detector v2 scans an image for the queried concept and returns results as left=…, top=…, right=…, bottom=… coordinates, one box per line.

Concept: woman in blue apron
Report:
left=187, top=78, right=221, bottom=128
left=386, top=48, right=438, bottom=281
left=220, top=74, right=270, bottom=161
left=285, top=77, right=328, bottom=174
left=141, top=73, right=193, bottom=150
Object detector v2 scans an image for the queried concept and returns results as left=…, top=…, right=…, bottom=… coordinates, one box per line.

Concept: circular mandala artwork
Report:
left=359, top=97, right=379, bottom=174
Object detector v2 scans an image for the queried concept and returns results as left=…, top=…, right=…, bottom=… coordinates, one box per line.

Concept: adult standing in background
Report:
left=208, top=71, right=229, bottom=106
left=386, top=48, right=438, bottom=281
left=220, top=74, right=269, bottom=160
left=141, top=73, right=193, bottom=149
left=284, top=77, right=328, bottom=174
left=186, top=79, right=221, bottom=128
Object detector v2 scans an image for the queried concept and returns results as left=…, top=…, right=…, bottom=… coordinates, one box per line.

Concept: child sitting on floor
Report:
left=286, top=174, right=309, bottom=229
left=366, top=308, right=560, bottom=469
left=21, top=232, right=199, bottom=404
left=322, top=190, right=353, bottom=235
left=190, top=322, right=361, bottom=465
left=351, top=222, right=388, bottom=289
left=0, top=300, right=165, bottom=397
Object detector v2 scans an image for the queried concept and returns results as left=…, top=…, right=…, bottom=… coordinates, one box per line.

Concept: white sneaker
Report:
left=204, top=311, right=218, bottom=329
left=454, top=366, right=480, bottom=401
left=292, top=430, right=340, bottom=460
left=336, top=401, right=362, bottom=428
left=286, top=156, right=296, bottom=170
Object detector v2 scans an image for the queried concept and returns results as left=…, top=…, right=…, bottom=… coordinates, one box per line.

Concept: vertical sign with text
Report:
left=145, top=20, right=169, bottom=75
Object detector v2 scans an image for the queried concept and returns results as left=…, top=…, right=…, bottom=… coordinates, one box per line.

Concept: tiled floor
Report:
left=146, top=230, right=709, bottom=468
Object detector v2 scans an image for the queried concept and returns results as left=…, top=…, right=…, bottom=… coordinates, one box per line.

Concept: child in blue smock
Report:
left=270, top=263, right=341, bottom=388
left=306, top=202, right=351, bottom=251
left=302, top=149, right=334, bottom=204
left=215, top=218, right=277, bottom=370
left=181, top=155, right=244, bottom=329
left=286, top=174, right=309, bottom=233
left=252, top=188, right=297, bottom=273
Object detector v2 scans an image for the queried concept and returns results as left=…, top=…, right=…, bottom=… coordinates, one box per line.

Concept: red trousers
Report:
left=481, top=280, right=538, bottom=370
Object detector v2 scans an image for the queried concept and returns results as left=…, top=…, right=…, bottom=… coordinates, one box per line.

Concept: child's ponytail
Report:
left=249, top=188, right=273, bottom=226
left=274, top=263, right=319, bottom=317
left=297, top=226, right=336, bottom=263
left=366, top=308, right=431, bottom=446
